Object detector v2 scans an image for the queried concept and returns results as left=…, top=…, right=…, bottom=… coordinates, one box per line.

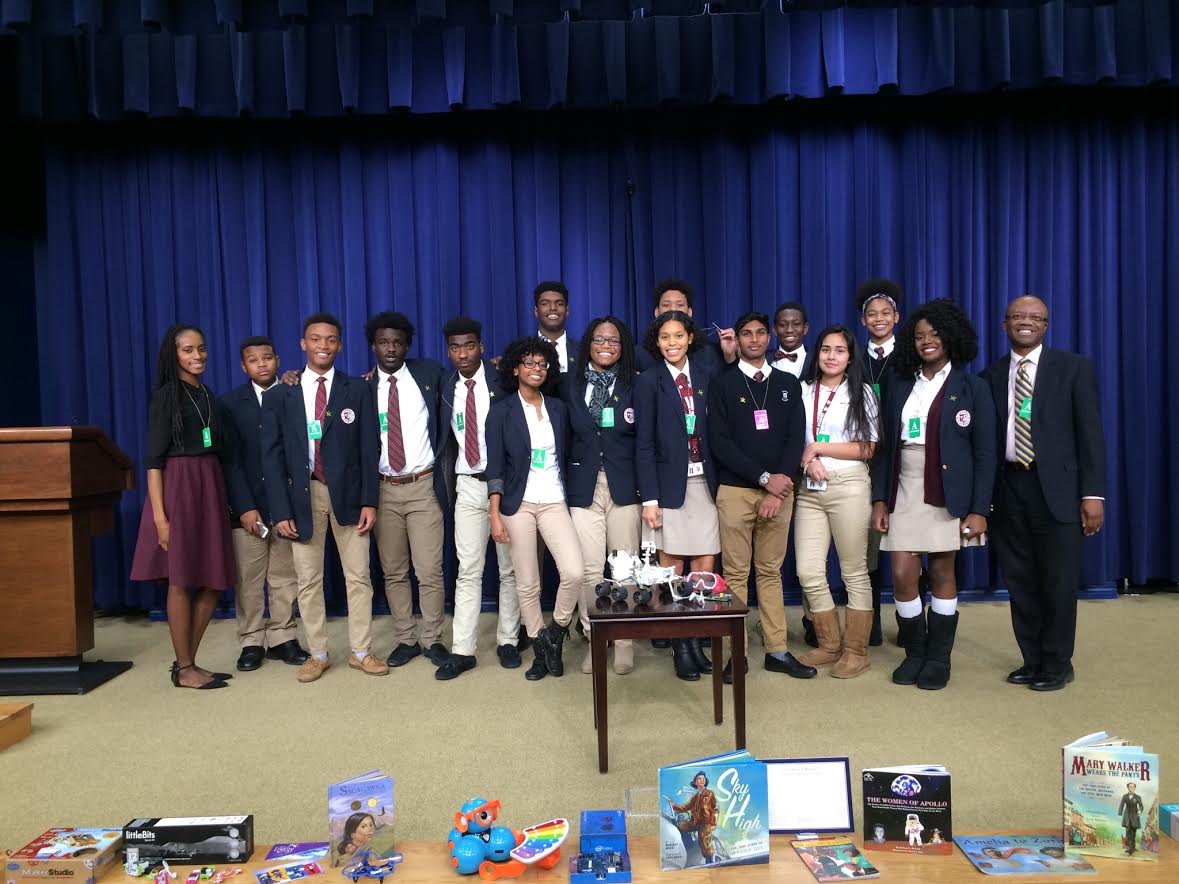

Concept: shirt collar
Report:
left=378, top=363, right=411, bottom=383
left=458, top=361, right=486, bottom=386
left=1010, top=344, right=1043, bottom=366
left=914, top=362, right=952, bottom=383
left=869, top=337, right=895, bottom=357
left=737, top=359, right=771, bottom=380
left=251, top=380, right=274, bottom=401
left=539, top=330, right=566, bottom=348
left=303, top=365, right=335, bottom=388
left=665, top=359, right=691, bottom=383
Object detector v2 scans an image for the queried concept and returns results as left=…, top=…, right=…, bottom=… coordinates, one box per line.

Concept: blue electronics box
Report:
left=570, top=811, right=630, bottom=884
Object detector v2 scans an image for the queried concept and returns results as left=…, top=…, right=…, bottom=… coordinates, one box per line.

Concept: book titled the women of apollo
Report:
left=658, top=751, right=769, bottom=871
left=1062, top=732, right=1160, bottom=862
left=861, top=765, right=953, bottom=855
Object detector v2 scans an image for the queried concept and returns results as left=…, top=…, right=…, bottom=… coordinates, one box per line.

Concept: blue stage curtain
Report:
left=6, top=0, right=1176, bottom=118
left=38, top=94, right=1178, bottom=611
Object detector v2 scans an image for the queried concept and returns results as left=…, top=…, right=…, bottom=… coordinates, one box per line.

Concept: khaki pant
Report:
left=374, top=477, right=446, bottom=647
left=231, top=526, right=299, bottom=648
left=794, top=463, right=873, bottom=613
left=502, top=502, right=583, bottom=638
left=570, top=470, right=641, bottom=634
left=717, top=484, right=792, bottom=653
left=289, top=480, right=375, bottom=655
left=453, top=474, right=520, bottom=656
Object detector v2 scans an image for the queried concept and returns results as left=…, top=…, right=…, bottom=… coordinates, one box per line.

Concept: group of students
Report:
left=132, top=277, right=1106, bottom=695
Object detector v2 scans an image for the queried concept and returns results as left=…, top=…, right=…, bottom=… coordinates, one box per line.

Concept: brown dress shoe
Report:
left=297, top=655, right=330, bottom=683
left=349, top=654, right=390, bottom=676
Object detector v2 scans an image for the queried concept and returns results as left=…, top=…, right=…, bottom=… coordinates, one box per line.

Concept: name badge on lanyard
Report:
left=455, top=412, right=465, bottom=432
left=816, top=433, right=830, bottom=443
left=379, top=412, right=388, bottom=432
left=685, top=413, right=696, bottom=435
left=907, top=416, right=921, bottom=439
left=201, top=427, right=212, bottom=448
left=601, top=407, right=615, bottom=428
left=753, top=409, right=769, bottom=430
left=307, top=420, right=323, bottom=440
left=687, top=462, right=704, bottom=477
left=1018, top=396, right=1032, bottom=420
left=530, top=448, right=547, bottom=470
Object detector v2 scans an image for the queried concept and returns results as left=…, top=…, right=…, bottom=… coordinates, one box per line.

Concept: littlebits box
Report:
left=6, top=828, right=123, bottom=884
left=1161, top=804, right=1179, bottom=841
left=122, top=817, right=254, bottom=864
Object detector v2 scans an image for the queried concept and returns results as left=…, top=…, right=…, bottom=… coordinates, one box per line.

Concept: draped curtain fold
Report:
left=7, top=0, right=1177, bottom=118
left=38, top=97, right=1178, bottom=611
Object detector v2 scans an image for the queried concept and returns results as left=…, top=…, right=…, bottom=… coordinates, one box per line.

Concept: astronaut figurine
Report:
left=904, top=813, right=924, bottom=847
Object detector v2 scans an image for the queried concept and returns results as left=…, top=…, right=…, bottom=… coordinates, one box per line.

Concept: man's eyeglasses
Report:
left=1005, top=313, right=1048, bottom=324
left=591, top=336, right=622, bottom=347
left=521, top=359, right=550, bottom=371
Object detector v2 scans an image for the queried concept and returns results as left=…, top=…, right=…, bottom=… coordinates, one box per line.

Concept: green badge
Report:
left=530, top=448, right=547, bottom=470
left=455, top=412, right=465, bottom=432
left=600, top=407, right=615, bottom=428
left=1018, top=396, right=1032, bottom=421
left=685, top=414, right=697, bottom=435
left=872, top=382, right=881, bottom=399
left=379, top=412, right=388, bottom=432
left=816, top=433, right=831, bottom=443
left=307, top=420, right=323, bottom=440
left=907, top=416, right=921, bottom=439
left=201, top=427, right=212, bottom=448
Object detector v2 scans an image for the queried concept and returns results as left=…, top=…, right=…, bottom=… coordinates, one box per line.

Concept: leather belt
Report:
left=458, top=472, right=488, bottom=482
left=380, top=467, right=435, bottom=485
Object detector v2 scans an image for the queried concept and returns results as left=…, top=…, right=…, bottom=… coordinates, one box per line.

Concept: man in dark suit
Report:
left=261, top=312, right=385, bottom=682
left=982, top=295, right=1106, bottom=692
left=221, top=335, right=308, bottom=671
left=634, top=279, right=737, bottom=374
left=364, top=311, right=451, bottom=672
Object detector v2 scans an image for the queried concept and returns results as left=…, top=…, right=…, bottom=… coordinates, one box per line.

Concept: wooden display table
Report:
left=121, top=836, right=1175, bottom=884
left=588, top=595, right=748, bottom=774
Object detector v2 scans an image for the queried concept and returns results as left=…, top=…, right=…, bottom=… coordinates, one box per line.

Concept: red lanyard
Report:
left=812, top=382, right=838, bottom=439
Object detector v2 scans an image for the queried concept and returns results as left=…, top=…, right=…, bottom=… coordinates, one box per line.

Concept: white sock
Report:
left=313, top=651, right=328, bottom=662
left=930, top=596, right=958, bottom=616
left=895, top=598, right=923, bottom=619
left=352, top=650, right=367, bottom=661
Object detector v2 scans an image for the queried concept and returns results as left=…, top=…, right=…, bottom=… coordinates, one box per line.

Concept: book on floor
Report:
left=861, top=765, right=952, bottom=855
left=791, top=836, right=879, bottom=881
left=1062, top=731, right=1160, bottom=862
left=954, top=835, right=1096, bottom=875
left=328, top=770, right=396, bottom=867
left=658, top=750, right=769, bottom=871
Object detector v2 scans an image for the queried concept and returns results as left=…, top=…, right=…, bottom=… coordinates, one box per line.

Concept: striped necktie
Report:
left=1013, top=358, right=1034, bottom=467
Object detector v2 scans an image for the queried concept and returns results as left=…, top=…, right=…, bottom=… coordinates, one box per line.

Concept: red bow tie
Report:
left=776, top=350, right=798, bottom=362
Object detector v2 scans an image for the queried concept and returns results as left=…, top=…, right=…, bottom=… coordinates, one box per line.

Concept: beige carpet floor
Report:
left=2, top=595, right=1176, bottom=852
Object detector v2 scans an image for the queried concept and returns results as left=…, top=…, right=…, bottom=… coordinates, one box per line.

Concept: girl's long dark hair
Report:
left=573, top=316, right=637, bottom=394
left=155, top=323, right=208, bottom=451
left=802, top=324, right=877, bottom=444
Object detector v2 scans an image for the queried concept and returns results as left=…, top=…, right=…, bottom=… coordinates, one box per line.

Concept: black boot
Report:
left=524, top=649, right=548, bottom=681
left=891, top=611, right=927, bottom=685
left=802, top=615, right=819, bottom=648
left=536, top=620, right=569, bottom=677
left=869, top=569, right=883, bottom=647
left=894, top=610, right=906, bottom=648
left=672, top=640, right=700, bottom=681
left=722, top=656, right=747, bottom=684
left=917, top=610, right=959, bottom=690
left=686, top=638, right=712, bottom=674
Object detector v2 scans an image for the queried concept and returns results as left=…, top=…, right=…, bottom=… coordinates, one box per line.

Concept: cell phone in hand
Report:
left=257, top=521, right=269, bottom=539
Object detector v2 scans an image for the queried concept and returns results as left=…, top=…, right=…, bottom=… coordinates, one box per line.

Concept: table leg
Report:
left=732, top=621, right=746, bottom=749
left=712, top=633, right=723, bottom=726
left=593, top=630, right=609, bottom=773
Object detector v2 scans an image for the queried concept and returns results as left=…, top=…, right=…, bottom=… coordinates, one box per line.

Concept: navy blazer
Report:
left=369, top=358, right=448, bottom=508
left=260, top=370, right=380, bottom=540
left=485, top=392, right=570, bottom=517
left=871, top=367, right=997, bottom=519
left=563, top=372, right=641, bottom=509
left=220, top=381, right=276, bottom=524
left=438, top=360, right=510, bottom=504
left=981, top=347, right=1106, bottom=524
left=634, top=358, right=720, bottom=509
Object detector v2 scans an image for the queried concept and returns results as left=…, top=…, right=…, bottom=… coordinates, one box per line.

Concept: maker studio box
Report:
left=122, top=817, right=253, bottom=864
left=1162, top=803, right=1179, bottom=841
left=6, top=828, right=123, bottom=884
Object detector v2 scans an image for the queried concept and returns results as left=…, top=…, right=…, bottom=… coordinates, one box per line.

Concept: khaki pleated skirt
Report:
left=880, top=445, right=962, bottom=553
left=648, top=474, right=720, bottom=556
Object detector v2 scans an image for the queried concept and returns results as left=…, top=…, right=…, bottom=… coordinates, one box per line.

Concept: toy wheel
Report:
left=609, top=584, right=628, bottom=603
left=594, top=580, right=612, bottom=598
left=633, top=587, right=651, bottom=605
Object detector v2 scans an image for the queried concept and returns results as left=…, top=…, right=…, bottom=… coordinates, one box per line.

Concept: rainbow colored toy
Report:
left=446, top=798, right=567, bottom=881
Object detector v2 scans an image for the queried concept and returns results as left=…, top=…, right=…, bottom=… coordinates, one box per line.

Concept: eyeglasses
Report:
left=1005, top=313, right=1048, bottom=324
left=591, top=336, right=622, bottom=347
left=521, top=359, right=550, bottom=371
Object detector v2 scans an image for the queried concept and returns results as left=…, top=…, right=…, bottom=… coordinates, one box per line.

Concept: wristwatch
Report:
left=758, top=471, right=770, bottom=487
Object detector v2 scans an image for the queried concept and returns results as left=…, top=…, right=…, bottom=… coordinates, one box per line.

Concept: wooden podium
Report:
left=0, top=427, right=135, bottom=694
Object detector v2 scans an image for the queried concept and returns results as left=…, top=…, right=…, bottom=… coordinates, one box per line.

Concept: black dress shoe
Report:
left=386, top=642, right=422, bottom=667
left=765, top=652, right=818, bottom=679
left=1030, top=667, right=1075, bottom=691
left=423, top=642, right=450, bottom=666
left=497, top=644, right=521, bottom=669
left=525, top=651, right=548, bottom=681
left=672, top=640, right=700, bottom=681
left=266, top=639, right=310, bottom=665
left=802, top=616, right=819, bottom=648
left=1006, top=666, right=1040, bottom=685
left=236, top=646, right=265, bottom=671
left=435, top=654, right=476, bottom=681
left=651, top=638, right=671, bottom=649
left=722, top=656, right=748, bottom=685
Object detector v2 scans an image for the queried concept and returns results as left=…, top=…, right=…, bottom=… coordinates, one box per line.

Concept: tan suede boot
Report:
left=796, top=609, right=842, bottom=667
left=832, top=608, right=873, bottom=678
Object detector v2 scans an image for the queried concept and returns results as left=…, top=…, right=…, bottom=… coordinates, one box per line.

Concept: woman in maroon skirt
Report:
left=131, top=324, right=238, bottom=689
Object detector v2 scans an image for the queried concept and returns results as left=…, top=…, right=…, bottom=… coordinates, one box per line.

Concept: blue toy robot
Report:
left=447, top=798, right=521, bottom=876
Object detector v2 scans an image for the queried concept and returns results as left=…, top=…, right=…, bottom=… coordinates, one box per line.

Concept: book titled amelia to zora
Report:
left=861, top=765, right=952, bottom=855
left=658, top=751, right=769, bottom=871
left=1062, top=731, right=1160, bottom=862
left=327, top=770, right=396, bottom=867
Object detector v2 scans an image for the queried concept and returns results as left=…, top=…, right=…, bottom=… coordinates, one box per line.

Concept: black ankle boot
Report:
left=802, top=616, right=818, bottom=648
left=537, top=620, right=569, bottom=677
left=917, top=610, right=959, bottom=690
left=525, top=649, right=548, bottom=681
left=686, top=638, right=712, bottom=673
left=672, top=640, right=700, bottom=681
left=892, top=611, right=927, bottom=685
left=869, top=569, right=883, bottom=647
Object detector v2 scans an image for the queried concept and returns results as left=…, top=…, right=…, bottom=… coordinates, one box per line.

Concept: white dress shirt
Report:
left=301, top=366, right=335, bottom=474
left=540, top=330, right=569, bottom=374
left=736, top=358, right=772, bottom=380
left=251, top=380, right=275, bottom=407
left=802, top=380, right=880, bottom=471
left=772, top=345, right=806, bottom=377
left=377, top=364, right=434, bottom=476
left=452, top=363, right=492, bottom=474
left=866, top=336, right=896, bottom=360
left=900, top=362, right=952, bottom=445
left=1005, top=345, right=1041, bottom=463
left=520, top=394, right=564, bottom=504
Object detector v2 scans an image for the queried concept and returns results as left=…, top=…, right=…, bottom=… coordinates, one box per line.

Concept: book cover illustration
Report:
left=658, top=751, right=769, bottom=871
left=791, top=836, right=879, bottom=881
left=1062, top=732, right=1160, bottom=862
left=265, top=844, right=329, bottom=863
left=954, top=835, right=1096, bottom=875
left=328, top=770, right=395, bottom=867
left=861, top=765, right=952, bottom=855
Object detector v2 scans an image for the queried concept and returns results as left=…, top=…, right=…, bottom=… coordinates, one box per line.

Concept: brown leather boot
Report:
left=796, top=609, right=842, bottom=667
left=832, top=608, right=873, bottom=679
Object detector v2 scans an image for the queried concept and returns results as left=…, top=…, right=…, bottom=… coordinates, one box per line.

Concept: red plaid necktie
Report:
left=775, top=350, right=797, bottom=362
left=875, top=346, right=885, bottom=360
left=675, top=372, right=702, bottom=463
left=753, top=371, right=765, bottom=383
left=312, top=376, right=326, bottom=481
left=386, top=375, right=406, bottom=472
left=464, top=379, right=479, bottom=468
